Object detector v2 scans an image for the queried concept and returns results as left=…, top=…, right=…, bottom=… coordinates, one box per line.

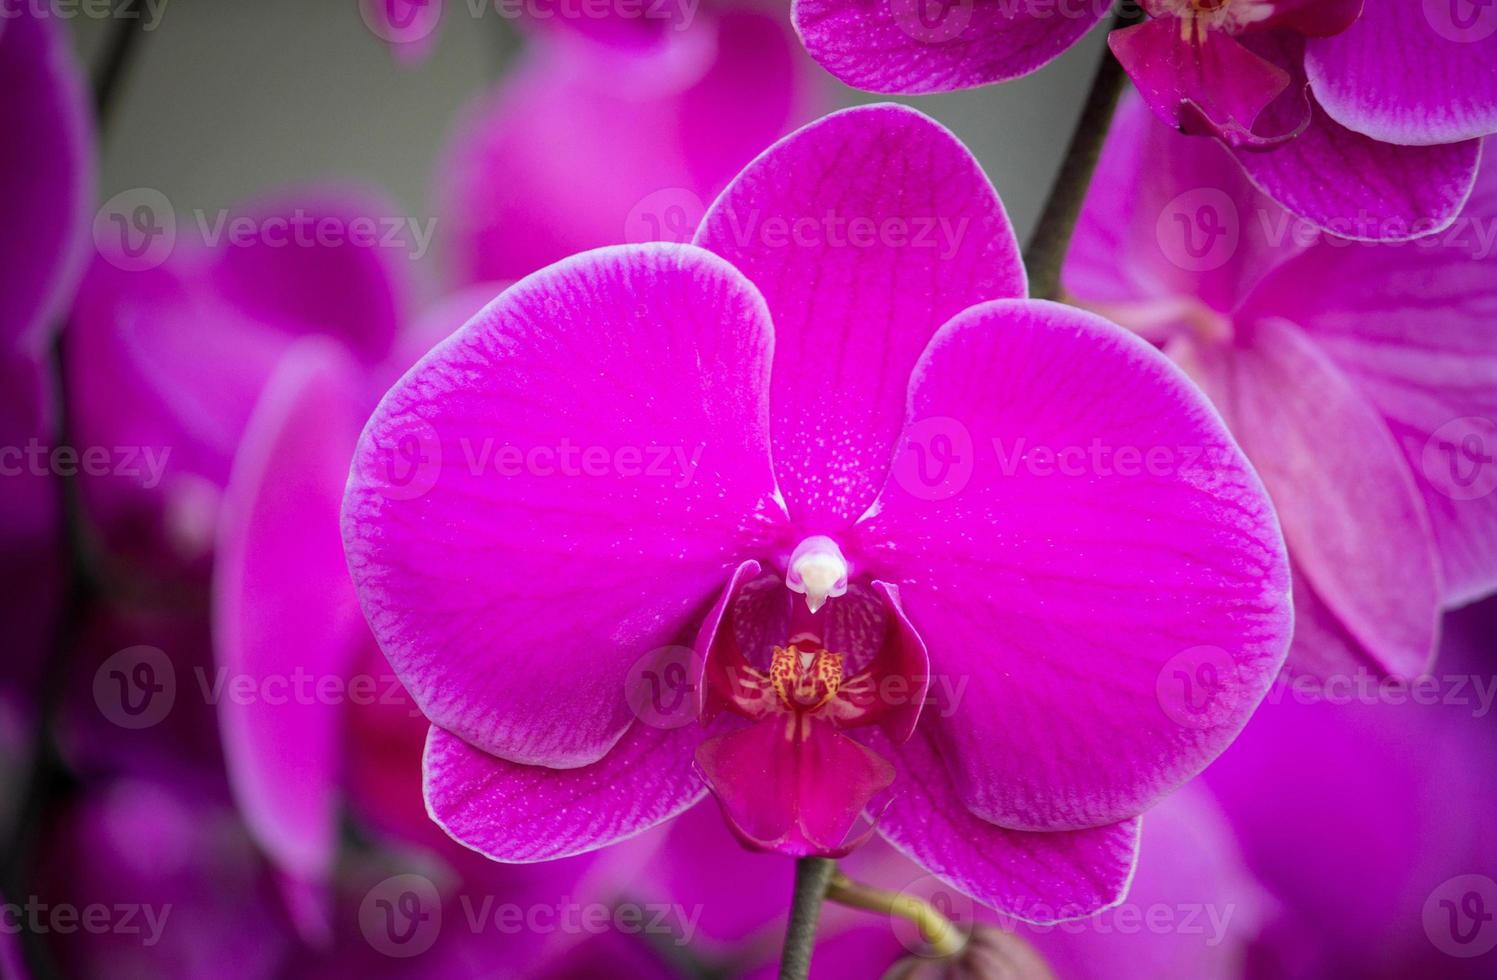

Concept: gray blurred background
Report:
left=66, top=0, right=1109, bottom=299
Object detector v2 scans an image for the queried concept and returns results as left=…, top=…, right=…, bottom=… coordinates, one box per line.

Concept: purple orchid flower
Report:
left=435, top=4, right=821, bottom=285
left=212, top=284, right=505, bottom=931
left=796, top=0, right=1497, bottom=241
left=35, top=773, right=295, bottom=980
left=343, top=103, right=1292, bottom=918
left=1, top=3, right=92, bottom=356
left=1204, top=599, right=1497, bottom=978
left=1065, top=93, right=1497, bottom=679
left=67, top=188, right=410, bottom=578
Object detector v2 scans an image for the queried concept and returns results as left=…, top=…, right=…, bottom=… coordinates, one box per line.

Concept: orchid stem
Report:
left=825, top=873, right=967, bottom=959
left=778, top=857, right=837, bottom=980
left=1022, top=2, right=1143, bottom=301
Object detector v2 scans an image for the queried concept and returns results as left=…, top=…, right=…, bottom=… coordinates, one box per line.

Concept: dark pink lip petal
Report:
left=868, top=725, right=1140, bottom=922
left=213, top=338, right=369, bottom=907
left=792, top=0, right=1108, bottom=94
left=423, top=722, right=706, bottom=863
left=0, top=4, right=92, bottom=356
left=1181, top=317, right=1442, bottom=678
left=696, top=716, right=894, bottom=857
left=1306, top=0, right=1497, bottom=146
left=855, top=299, right=1291, bottom=832
left=343, top=243, right=784, bottom=770
left=695, top=103, right=1025, bottom=529
left=1064, top=92, right=1307, bottom=321
left=1109, top=18, right=1294, bottom=148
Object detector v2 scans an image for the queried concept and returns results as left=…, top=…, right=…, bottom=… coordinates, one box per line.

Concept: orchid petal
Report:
left=1110, top=18, right=1293, bottom=147
left=0, top=5, right=91, bottom=355
left=1235, top=174, right=1497, bottom=608
left=695, top=103, right=1025, bottom=528
left=1306, top=0, right=1497, bottom=146
left=870, top=726, right=1139, bottom=921
left=214, top=338, right=368, bottom=888
left=856, top=300, right=1291, bottom=830
left=1179, top=318, right=1441, bottom=677
left=792, top=0, right=1107, bottom=93
left=343, top=244, right=783, bottom=768
left=423, top=723, right=706, bottom=862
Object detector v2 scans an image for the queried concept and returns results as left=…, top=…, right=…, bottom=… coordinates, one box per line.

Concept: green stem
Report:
left=1022, top=3, right=1143, bottom=301
left=778, top=857, right=837, bottom=980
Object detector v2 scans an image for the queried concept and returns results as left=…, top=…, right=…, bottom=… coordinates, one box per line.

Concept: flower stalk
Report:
left=826, top=872, right=967, bottom=959
left=1022, top=2, right=1143, bottom=301
left=778, top=857, right=838, bottom=979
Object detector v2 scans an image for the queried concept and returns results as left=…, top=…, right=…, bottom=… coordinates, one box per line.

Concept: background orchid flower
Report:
left=0, top=2, right=92, bottom=356
left=67, top=187, right=410, bottom=579
left=796, top=0, right=1492, bottom=242
left=1110, top=0, right=1491, bottom=241
left=434, top=3, right=821, bottom=285
left=344, top=103, right=1292, bottom=921
left=1066, top=93, right=1497, bottom=679
left=211, top=285, right=514, bottom=935
left=1203, top=599, right=1497, bottom=978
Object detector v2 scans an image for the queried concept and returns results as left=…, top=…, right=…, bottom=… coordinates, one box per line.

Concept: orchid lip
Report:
left=785, top=535, right=849, bottom=613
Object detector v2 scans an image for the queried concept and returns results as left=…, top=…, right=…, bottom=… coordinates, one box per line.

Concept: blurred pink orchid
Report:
left=344, top=103, right=1292, bottom=918
left=68, top=187, right=410, bottom=579
left=435, top=3, right=821, bottom=284
left=1066, top=93, right=1497, bottom=679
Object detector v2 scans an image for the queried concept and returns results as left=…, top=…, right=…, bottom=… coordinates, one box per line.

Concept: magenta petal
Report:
left=856, top=300, right=1291, bottom=830
left=696, top=716, right=894, bottom=856
left=0, top=5, right=91, bottom=354
left=1228, top=96, right=1481, bottom=240
left=423, top=723, right=705, bottom=862
left=1234, top=209, right=1497, bottom=608
left=1065, top=92, right=1303, bottom=318
left=1187, top=319, right=1441, bottom=677
left=1109, top=19, right=1292, bottom=146
left=1306, top=0, right=1497, bottom=145
left=437, top=11, right=805, bottom=284
left=792, top=0, right=1106, bottom=93
left=205, top=187, right=407, bottom=366
left=870, top=727, right=1139, bottom=921
left=214, top=338, right=368, bottom=887
left=1255, top=0, right=1363, bottom=36
left=695, top=104, right=1024, bottom=527
left=343, top=244, right=783, bottom=768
